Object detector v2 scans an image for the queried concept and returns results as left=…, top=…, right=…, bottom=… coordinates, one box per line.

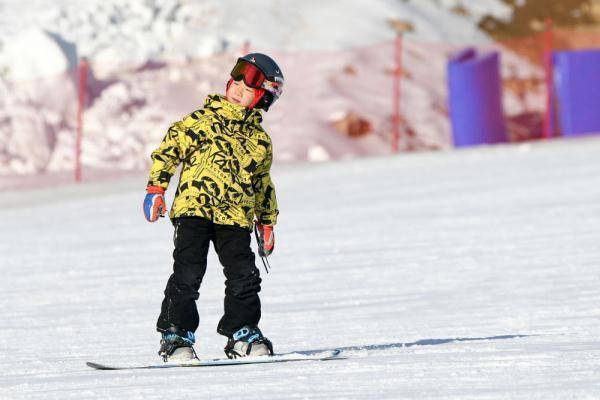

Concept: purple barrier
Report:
left=554, top=50, right=600, bottom=136
left=447, top=49, right=507, bottom=147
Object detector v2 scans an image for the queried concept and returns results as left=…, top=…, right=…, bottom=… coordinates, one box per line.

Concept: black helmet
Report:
left=230, top=53, right=284, bottom=111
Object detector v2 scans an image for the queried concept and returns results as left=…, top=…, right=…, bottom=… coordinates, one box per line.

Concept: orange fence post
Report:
left=392, top=33, right=403, bottom=153
left=242, top=41, right=250, bottom=55
left=542, top=18, right=554, bottom=139
left=76, top=58, right=88, bottom=183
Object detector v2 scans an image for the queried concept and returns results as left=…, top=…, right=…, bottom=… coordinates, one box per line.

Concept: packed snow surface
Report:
left=2, top=137, right=600, bottom=399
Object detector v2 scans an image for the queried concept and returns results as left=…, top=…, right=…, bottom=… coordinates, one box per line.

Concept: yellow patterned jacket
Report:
left=147, top=94, right=278, bottom=229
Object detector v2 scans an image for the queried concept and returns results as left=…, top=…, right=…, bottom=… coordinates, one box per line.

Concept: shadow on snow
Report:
left=298, top=334, right=534, bottom=355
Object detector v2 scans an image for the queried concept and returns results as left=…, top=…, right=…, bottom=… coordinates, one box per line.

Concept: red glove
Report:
left=143, top=186, right=166, bottom=222
left=256, top=222, right=275, bottom=257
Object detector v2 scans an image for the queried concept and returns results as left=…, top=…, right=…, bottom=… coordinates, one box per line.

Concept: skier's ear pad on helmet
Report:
left=257, top=92, right=274, bottom=112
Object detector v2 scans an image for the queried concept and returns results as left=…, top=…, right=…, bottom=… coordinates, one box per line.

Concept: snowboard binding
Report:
left=224, top=326, right=274, bottom=359
left=158, top=327, right=198, bottom=362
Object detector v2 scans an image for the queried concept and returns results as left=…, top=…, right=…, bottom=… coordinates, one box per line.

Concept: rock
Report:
left=331, top=111, right=373, bottom=138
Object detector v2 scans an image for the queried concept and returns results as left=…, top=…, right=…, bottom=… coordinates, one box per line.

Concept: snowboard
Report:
left=86, top=349, right=342, bottom=370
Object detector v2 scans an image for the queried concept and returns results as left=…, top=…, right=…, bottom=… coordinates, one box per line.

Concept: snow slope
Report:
left=1, top=137, right=600, bottom=399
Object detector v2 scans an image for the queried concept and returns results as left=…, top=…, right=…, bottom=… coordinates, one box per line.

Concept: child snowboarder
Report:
left=143, top=53, right=283, bottom=362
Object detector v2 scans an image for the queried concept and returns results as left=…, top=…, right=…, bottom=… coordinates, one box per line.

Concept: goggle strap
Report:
left=249, top=88, right=265, bottom=109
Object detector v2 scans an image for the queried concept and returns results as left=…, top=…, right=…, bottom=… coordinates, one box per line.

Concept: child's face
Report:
left=226, top=79, right=257, bottom=107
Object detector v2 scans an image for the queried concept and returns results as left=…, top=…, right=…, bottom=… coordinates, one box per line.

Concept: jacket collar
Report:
left=204, top=94, right=263, bottom=125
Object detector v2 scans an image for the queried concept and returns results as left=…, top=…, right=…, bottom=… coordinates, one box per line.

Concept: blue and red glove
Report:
left=255, top=222, right=275, bottom=257
left=143, top=185, right=166, bottom=222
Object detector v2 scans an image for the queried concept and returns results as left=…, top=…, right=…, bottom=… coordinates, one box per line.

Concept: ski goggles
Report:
left=230, top=60, right=267, bottom=89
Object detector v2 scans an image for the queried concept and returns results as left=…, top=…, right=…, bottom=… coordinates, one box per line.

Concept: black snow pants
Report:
left=156, top=217, right=262, bottom=337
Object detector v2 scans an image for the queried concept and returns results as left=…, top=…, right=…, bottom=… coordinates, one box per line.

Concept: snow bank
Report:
left=0, top=74, right=77, bottom=174
left=0, top=41, right=544, bottom=178
left=0, top=29, right=77, bottom=80
left=0, top=0, right=528, bottom=178
left=0, top=0, right=505, bottom=65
